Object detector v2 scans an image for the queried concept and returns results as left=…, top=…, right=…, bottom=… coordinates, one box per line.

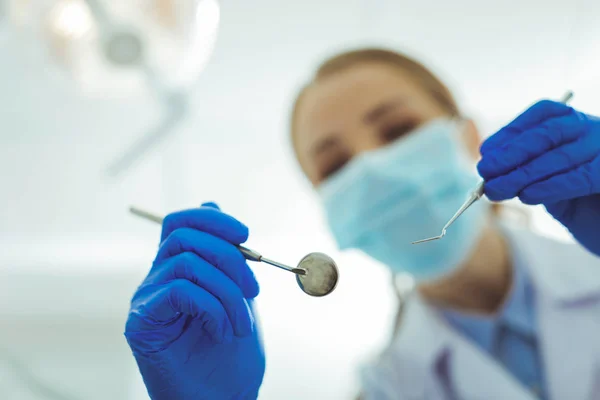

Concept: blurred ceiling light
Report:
left=48, top=0, right=92, bottom=38
left=7, top=0, right=221, bottom=97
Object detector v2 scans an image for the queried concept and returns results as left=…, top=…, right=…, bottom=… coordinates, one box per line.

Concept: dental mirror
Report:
left=129, top=206, right=339, bottom=297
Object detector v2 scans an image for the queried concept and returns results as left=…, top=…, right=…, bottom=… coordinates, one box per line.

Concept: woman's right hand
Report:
left=124, top=203, right=265, bottom=400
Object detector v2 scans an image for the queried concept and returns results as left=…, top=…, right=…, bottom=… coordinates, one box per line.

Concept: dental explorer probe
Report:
left=129, top=206, right=306, bottom=275
left=412, top=91, right=574, bottom=245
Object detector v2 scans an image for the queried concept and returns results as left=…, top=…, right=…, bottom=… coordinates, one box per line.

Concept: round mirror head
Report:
left=295, top=252, right=339, bottom=297
left=104, top=31, right=144, bottom=66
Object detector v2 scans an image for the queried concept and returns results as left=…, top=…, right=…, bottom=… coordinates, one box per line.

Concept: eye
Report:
left=320, top=156, right=349, bottom=181
left=381, top=121, right=419, bottom=143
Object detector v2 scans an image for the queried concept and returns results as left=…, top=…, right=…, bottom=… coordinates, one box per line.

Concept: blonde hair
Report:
left=290, top=48, right=460, bottom=148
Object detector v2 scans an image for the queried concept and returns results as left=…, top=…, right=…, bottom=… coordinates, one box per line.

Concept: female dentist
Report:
left=124, top=48, right=600, bottom=400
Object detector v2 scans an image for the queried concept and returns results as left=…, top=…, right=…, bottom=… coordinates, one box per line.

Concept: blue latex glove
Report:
left=124, top=203, right=265, bottom=400
left=478, top=100, right=600, bottom=256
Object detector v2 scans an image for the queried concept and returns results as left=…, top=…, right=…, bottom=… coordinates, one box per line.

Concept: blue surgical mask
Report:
left=317, top=118, right=488, bottom=282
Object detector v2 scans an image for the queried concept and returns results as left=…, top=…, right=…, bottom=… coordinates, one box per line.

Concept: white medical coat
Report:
left=360, top=226, right=600, bottom=400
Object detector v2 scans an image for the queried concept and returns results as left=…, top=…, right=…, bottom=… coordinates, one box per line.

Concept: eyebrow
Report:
left=310, top=136, right=340, bottom=158
left=363, top=97, right=408, bottom=124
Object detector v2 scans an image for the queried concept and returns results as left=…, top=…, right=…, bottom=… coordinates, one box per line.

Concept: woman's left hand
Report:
left=477, top=100, right=600, bottom=256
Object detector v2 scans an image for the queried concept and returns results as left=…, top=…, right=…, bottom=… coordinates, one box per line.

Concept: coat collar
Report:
left=391, top=224, right=600, bottom=364
left=387, top=225, right=600, bottom=399
left=501, top=225, right=600, bottom=306
left=390, top=289, right=536, bottom=399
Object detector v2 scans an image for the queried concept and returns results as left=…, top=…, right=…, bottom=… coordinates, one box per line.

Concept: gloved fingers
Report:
left=161, top=206, right=249, bottom=244
left=137, top=279, right=234, bottom=344
left=201, top=201, right=220, bottom=210
left=480, top=100, right=573, bottom=155
left=518, top=161, right=597, bottom=204
left=155, top=228, right=259, bottom=299
left=147, top=252, right=254, bottom=337
left=478, top=113, right=584, bottom=180
left=484, top=134, right=600, bottom=201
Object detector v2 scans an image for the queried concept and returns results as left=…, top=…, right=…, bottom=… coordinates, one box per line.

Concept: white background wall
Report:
left=2, top=0, right=600, bottom=398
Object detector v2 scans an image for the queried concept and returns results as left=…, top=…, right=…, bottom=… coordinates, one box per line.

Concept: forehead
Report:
left=294, top=63, right=433, bottom=150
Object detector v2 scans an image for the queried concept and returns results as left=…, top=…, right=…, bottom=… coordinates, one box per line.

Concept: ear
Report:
left=460, top=119, right=482, bottom=161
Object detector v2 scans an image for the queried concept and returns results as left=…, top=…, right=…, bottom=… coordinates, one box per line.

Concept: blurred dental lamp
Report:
left=8, top=0, right=220, bottom=97
left=8, top=0, right=220, bottom=176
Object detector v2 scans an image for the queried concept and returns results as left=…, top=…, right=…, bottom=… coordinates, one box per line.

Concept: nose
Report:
left=349, top=126, right=383, bottom=156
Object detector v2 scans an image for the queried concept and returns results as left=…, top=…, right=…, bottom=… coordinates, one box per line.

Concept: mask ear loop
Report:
left=447, top=116, right=481, bottom=173
left=450, top=115, right=471, bottom=143
left=389, top=273, right=415, bottom=340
